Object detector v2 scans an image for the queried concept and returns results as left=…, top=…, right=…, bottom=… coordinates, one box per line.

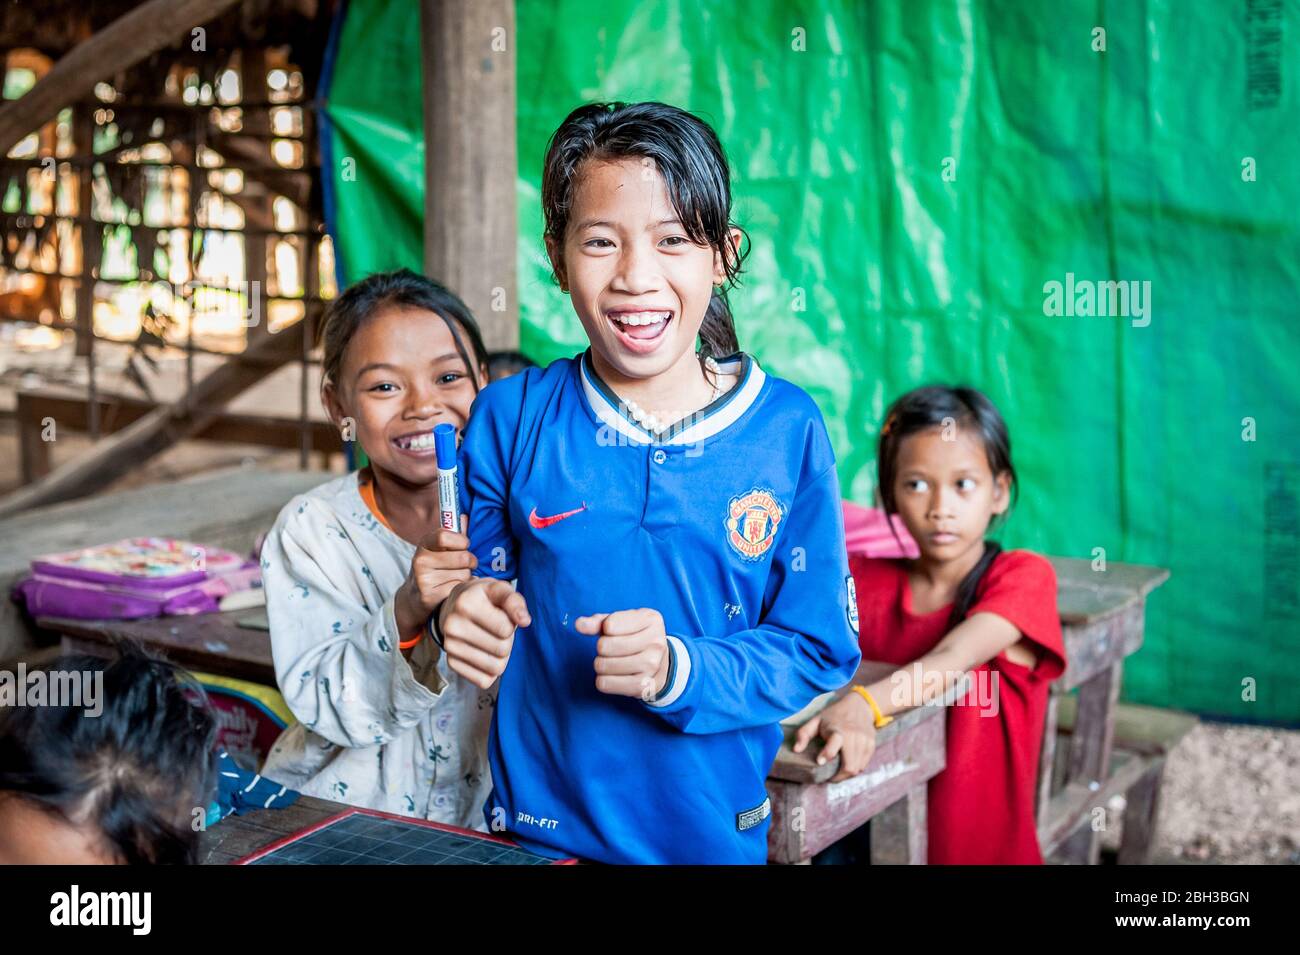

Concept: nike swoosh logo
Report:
left=528, top=504, right=588, bottom=529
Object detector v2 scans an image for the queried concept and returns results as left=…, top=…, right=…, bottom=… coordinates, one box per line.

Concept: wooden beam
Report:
left=206, top=130, right=314, bottom=208
left=0, top=318, right=310, bottom=518
left=420, top=0, right=518, bottom=351
left=0, top=0, right=244, bottom=156
left=14, top=389, right=339, bottom=486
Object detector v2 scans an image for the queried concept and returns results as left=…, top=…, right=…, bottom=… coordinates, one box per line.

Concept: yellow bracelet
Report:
left=851, top=686, right=894, bottom=728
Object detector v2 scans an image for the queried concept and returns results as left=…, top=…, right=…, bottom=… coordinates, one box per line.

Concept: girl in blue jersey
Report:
left=435, top=102, right=861, bottom=864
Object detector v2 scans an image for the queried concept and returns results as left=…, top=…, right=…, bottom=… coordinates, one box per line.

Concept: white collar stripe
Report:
left=668, top=360, right=766, bottom=445
left=578, top=351, right=766, bottom=448
left=580, top=359, right=652, bottom=445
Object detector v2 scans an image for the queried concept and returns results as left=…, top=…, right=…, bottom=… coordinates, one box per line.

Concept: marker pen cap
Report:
left=434, top=423, right=457, bottom=470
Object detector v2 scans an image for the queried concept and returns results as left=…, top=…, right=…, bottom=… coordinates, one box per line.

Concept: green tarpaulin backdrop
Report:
left=321, top=0, right=1300, bottom=724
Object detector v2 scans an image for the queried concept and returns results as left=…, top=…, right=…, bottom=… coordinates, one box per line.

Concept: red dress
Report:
left=851, top=551, right=1066, bottom=864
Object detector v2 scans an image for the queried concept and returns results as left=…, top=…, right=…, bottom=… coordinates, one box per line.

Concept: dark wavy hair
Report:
left=876, top=385, right=1019, bottom=628
left=540, top=101, right=749, bottom=361
left=320, top=268, right=489, bottom=397
left=0, top=641, right=218, bottom=864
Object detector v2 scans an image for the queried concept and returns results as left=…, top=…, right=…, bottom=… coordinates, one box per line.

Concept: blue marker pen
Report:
left=434, top=422, right=461, bottom=531
left=426, top=422, right=462, bottom=648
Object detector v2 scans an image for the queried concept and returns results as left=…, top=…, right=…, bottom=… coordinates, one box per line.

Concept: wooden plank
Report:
left=1057, top=697, right=1198, bottom=758
left=1038, top=749, right=1147, bottom=857
left=421, top=0, right=518, bottom=351
left=73, top=105, right=99, bottom=387
left=1049, top=557, right=1170, bottom=625
left=14, top=386, right=340, bottom=484
left=1035, top=693, right=1060, bottom=832
left=765, top=779, right=805, bottom=864
left=46, top=610, right=276, bottom=686
left=17, top=399, right=51, bottom=483
left=1051, top=816, right=1100, bottom=865
left=0, top=0, right=244, bottom=156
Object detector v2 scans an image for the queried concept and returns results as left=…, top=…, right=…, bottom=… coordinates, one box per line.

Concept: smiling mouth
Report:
left=392, top=429, right=439, bottom=452
left=606, top=310, right=673, bottom=352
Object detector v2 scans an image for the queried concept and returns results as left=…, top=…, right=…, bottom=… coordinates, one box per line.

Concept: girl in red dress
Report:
left=795, top=386, right=1066, bottom=864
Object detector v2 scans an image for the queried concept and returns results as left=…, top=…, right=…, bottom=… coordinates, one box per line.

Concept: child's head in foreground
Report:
left=0, top=643, right=217, bottom=864
left=540, top=101, right=748, bottom=383
left=320, top=268, right=489, bottom=486
left=877, top=385, right=1018, bottom=569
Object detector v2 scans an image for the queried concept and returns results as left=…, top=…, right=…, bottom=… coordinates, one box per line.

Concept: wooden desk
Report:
left=199, top=794, right=351, bottom=865
left=1037, top=557, right=1170, bottom=863
left=765, top=661, right=961, bottom=864
left=39, top=609, right=276, bottom=686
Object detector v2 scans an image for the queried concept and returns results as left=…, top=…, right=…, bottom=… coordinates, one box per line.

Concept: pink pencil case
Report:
left=13, top=537, right=261, bottom=620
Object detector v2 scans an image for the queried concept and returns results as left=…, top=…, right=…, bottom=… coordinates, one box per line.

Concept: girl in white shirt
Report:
left=260, top=268, right=492, bottom=828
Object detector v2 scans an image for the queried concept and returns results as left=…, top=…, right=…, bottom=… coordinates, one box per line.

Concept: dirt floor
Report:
left=1140, top=721, right=1300, bottom=865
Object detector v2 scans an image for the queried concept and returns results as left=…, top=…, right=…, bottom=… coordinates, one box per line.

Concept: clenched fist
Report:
left=575, top=608, right=671, bottom=701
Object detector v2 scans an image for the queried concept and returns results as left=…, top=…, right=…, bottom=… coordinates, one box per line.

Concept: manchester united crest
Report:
left=725, top=488, right=784, bottom=560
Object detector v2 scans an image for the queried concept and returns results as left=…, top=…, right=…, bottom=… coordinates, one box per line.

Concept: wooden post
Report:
left=1035, top=694, right=1060, bottom=830
left=240, top=47, right=270, bottom=346
left=73, top=104, right=100, bottom=437
left=869, top=786, right=928, bottom=865
left=0, top=0, right=243, bottom=156
left=1068, top=661, right=1123, bottom=786
left=301, top=238, right=318, bottom=470
left=1116, top=760, right=1165, bottom=865
left=420, top=0, right=518, bottom=352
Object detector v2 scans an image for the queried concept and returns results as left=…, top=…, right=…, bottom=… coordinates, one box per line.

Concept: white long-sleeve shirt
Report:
left=259, top=471, right=494, bottom=829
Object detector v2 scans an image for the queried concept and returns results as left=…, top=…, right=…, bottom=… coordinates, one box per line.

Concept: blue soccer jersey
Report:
left=459, top=350, right=861, bottom=864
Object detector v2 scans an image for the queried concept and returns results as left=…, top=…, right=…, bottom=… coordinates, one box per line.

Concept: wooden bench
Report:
left=1054, top=697, right=1197, bottom=864
left=1036, top=558, right=1172, bottom=863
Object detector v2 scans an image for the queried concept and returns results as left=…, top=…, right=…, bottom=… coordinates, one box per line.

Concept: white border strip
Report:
left=644, top=635, right=692, bottom=708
